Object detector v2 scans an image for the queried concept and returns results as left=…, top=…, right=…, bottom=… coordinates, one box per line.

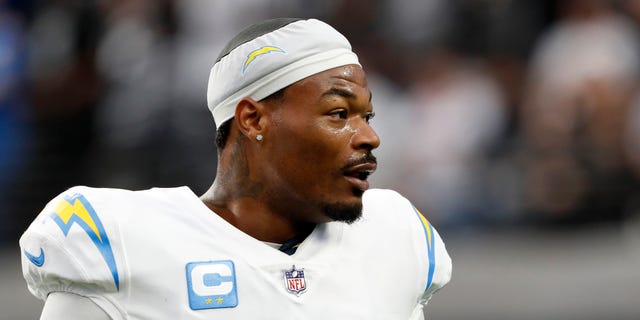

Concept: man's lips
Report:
left=342, top=161, right=377, bottom=191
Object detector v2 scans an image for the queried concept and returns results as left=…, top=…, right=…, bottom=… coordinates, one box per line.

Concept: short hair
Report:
left=215, top=87, right=286, bottom=151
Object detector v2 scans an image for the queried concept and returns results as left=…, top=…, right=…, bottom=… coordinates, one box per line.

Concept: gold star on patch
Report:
left=216, top=297, right=224, bottom=304
left=205, top=298, right=213, bottom=304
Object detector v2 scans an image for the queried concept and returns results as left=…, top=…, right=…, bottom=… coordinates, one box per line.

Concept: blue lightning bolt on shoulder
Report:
left=50, top=193, right=120, bottom=290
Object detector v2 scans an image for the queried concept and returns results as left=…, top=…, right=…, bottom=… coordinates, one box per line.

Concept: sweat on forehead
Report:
left=207, top=18, right=361, bottom=129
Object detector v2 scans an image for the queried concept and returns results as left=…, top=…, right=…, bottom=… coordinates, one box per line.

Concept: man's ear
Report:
left=235, top=97, right=265, bottom=140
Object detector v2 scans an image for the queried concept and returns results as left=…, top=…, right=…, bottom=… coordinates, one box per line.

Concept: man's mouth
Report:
left=342, top=160, right=377, bottom=192
left=344, top=165, right=375, bottom=180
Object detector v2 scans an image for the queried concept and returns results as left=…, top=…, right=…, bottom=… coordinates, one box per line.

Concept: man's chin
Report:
left=321, top=201, right=363, bottom=224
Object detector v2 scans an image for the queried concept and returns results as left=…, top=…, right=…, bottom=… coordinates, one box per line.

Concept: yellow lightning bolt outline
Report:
left=242, top=46, right=285, bottom=73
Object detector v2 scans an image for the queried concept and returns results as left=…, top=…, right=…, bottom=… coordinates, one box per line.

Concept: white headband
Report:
left=207, top=19, right=361, bottom=129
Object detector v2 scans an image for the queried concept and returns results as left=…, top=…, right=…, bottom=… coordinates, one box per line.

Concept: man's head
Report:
left=208, top=18, right=361, bottom=131
left=208, top=19, right=380, bottom=225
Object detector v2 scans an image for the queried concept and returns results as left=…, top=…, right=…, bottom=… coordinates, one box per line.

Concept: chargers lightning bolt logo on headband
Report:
left=50, top=193, right=120, bottom=290
left=242, top=46, right=285, bottom=73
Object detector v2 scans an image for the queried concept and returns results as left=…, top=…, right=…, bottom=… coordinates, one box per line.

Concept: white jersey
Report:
left=20, top=186, right=451, bottom=319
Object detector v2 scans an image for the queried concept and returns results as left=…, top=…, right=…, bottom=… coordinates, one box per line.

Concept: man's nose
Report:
left=351, top=118, right=380, bottom=151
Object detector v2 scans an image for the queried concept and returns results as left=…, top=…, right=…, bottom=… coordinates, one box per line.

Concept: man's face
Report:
left=261, top=64, right=380, bottom=224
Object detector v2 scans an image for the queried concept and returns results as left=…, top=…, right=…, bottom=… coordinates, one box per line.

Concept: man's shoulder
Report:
left=29, top=185, right=199, bottom=232
left=362, top=188, right=411, bottom=209
left=358, top=188, right=432, bottom=237
left=20, top=185, right=197, bottom=254
left=19, top=185, right=198, bottom=301
left=359, top=188, right=453, bottom=299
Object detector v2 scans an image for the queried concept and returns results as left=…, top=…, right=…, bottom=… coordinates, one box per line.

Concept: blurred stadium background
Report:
left=1, top=0, right=639, bottom=319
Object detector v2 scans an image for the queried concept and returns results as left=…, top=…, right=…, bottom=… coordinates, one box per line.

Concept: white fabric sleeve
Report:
left=364, top=189, right=452, bottom=319
left=404, top=195, right=452, bottom=318
left=414, top=226, right=452, bottom=320
left=423, top=226, right=453, bottom=299
left=20, top=186, right=126, bottom=319
left=41, top=292, right=112, bottom=320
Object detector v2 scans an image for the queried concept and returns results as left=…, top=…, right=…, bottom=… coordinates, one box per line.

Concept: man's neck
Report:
left=200, top=185, right=315, bottom=244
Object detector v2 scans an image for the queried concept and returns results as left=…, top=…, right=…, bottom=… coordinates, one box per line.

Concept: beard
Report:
left=321, top=201, right=363, bottom=224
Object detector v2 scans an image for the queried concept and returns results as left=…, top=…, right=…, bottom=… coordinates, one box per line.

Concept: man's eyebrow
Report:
left=322, top=87, right=373, bottom=103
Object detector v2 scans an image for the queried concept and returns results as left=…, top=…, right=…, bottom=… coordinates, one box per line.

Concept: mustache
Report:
left=341, top=153, right=377, bottom=171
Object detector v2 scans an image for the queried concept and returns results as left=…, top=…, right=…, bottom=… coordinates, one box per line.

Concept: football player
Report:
left=20, top=18, right=451, bottom=319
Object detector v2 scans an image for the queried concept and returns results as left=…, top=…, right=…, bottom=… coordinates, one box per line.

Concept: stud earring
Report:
left=256, top=134, right=263, bottom=141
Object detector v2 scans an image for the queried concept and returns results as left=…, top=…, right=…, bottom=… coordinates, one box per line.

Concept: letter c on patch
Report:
left=186, top=260, right=238, bottom=309
left=191, top=263, right=234, bottom=296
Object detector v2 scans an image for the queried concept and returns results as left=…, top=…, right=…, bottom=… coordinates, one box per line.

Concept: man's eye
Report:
left=365, top=112, right=376, bottom=123
left=330, top=110, right=348, bottom=119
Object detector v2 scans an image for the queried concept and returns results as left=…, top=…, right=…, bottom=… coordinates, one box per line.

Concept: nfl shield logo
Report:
left=284, top=265, right=307, bottom=295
